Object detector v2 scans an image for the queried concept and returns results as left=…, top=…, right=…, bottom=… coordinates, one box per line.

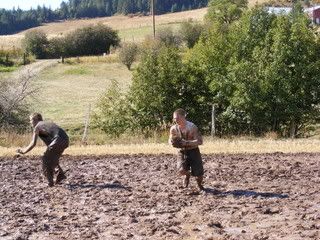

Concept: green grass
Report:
left=30, top=59, right=132, bottom=129
left=63, top=66, right=91, bottom=75
left=0, top=65, right=18, bottom=72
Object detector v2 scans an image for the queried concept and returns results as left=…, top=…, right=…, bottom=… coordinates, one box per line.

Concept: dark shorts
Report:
left=42, top=147, right=64, bottom=168
left=42, top=140, right=68, bottom=183
left=177, top=147, right=204, bottom=176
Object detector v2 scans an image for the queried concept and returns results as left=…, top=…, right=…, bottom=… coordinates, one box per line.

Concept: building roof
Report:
left=266, top=7, right=292, bottom=15
left=305, top=5, right=320, bottom=12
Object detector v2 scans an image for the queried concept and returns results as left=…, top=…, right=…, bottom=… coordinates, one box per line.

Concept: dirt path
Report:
left=0, top=153, right=319, bottom=239
left=12, top=59, right=58, bottom=79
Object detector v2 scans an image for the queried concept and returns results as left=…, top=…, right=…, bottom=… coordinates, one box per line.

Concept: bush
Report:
left=93, top=80, right=132, bottom=137
left=63, top=24, right=120, bottom=57
left=47, top=37, right=65, bottom=58
left=128, top=45, right=194, bottom=132
left=118, top=42, right=139, bottom=70
left=0, top=71, right=37, bottom=130
left=179, top=19, right=204, bottom=48
left=155, top=27, right=182, bottom=47
left=22, top=30, right=48, bottom=59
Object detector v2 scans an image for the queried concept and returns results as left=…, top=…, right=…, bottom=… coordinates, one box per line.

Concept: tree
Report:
left=118, top=42, right=139, bottom=70
left=22, top=30, right=48, bottom=59
left=128, top=45, right=186, bottom=131
left=206, top=0, right=248, bottom=25
left=259, top=12, right=320, bottom=137
left=63, top=24, right=120, bottom=57
left=187, top=6, right=320, bottom=136
left=47, top=37, right=66, bottom=58
left=179, top=19, right=204, bottom=48
left=93, top=80, right=131, bottom=137
left=59, top=1, right=69, bottom=18
left=0, top=71, right=38, bottom=130
left=156, top=27, right=182, bottom=47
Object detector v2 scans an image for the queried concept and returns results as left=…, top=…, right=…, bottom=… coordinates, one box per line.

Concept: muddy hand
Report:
left=16, top=148, right=24, bottom=155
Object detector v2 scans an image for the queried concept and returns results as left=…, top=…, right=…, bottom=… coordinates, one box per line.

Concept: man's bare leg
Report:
left=179, top=170, right=191, bottom=188
left=56, top=165, right=66, bottom=184
left=196, top=176, right=204, bottom=191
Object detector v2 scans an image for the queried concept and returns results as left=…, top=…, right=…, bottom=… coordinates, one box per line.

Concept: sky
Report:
left=0, top=0, right=62, bottom=10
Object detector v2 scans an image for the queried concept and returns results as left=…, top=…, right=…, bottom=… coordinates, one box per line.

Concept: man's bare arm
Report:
left=17, top=129, right=38, bottom=154
left=169, top=126, right=184, bottom=148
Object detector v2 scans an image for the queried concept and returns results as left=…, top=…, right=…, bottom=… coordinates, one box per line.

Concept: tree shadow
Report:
left=66, top=182, right=132, bottom=191
left=204, top=188, right=289, bottom=199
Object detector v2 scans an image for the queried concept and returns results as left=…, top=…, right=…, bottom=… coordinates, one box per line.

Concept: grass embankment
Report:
left=1, top=138, right=320, bottom=157
left=0, top=8, right=207, bottom=50
left=0, top=1, right=313, bottom=50
left=0, top=66, right=18, bottom=72
left=29, top=55, right=131, bottom=128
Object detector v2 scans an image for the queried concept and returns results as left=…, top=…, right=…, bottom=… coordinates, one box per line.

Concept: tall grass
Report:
left=0, top=130, right=31, bottom=147
left=1, top=133, right=320, bottom=157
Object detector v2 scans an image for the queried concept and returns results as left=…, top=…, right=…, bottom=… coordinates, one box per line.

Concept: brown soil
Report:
left=1, top=153, right=319, bottom=240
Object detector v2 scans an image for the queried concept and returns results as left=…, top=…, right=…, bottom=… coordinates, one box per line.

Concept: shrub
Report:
left=179, top=19, right=204, bottom=48
left=118, top=42, right=139, bottom=70
left=155, top=27, right=182, bottom=47
left=63, top=24, right=120, bottom=57
left=47, top=37, right=65, bottom=58
left=93, top=80, right=132, bottom=137
left=22, top=30, right=48, bottom=59
left=0, top=71, right=37, bottom=130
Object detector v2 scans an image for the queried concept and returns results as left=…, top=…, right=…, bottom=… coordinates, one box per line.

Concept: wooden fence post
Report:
left=82, top=104, right=91, bottom=144
left=211, top=104, right=216, bottom=137
left=23, top=53, right=26, bottom=65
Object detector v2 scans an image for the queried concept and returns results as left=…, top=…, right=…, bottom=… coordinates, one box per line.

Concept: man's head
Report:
left=29, top=113, right=43, bottom=128
left=173, top=108, right=187, bottom=125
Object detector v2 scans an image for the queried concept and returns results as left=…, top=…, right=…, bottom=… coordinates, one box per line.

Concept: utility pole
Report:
left=151, top=0, right=155, bottom=38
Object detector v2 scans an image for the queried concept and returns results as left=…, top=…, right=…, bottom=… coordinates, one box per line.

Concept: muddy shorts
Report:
left=42, top=141, right=68, bottom=185
left=177, top=147, right=204, bottom=176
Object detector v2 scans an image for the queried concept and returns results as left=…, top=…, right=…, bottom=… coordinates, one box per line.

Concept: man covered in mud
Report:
left=169, top=108, right=204, bottom=191
left=17, top=113, right=69, bottom=187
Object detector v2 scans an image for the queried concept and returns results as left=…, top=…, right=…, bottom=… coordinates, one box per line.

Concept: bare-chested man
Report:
left=17, top=113, right=69, bottom=187
left=169, top=108, right=204, bottom=191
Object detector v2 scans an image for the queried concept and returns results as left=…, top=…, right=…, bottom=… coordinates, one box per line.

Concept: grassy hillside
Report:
left=0, top=1, right=272, bottom=50
left=0, top=8, right=207, bottom=50
left=29, top=56, right=132, bottom=128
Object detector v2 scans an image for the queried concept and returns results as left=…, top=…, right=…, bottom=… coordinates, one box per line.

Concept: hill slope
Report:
left=0, top=7, right=208, bottom=50
left=0, top=0, right=272, bottom=49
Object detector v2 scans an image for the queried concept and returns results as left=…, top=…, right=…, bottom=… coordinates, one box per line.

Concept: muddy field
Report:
left=1, top=152, right=319, bottom=240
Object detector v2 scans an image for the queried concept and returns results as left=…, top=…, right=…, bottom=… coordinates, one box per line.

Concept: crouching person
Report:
left=169, top=108, right=204, bottom=191
left=17, top=113, right=69, bottom=187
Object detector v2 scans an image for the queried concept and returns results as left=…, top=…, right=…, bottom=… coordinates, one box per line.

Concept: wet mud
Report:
left=1, top=152, right=319, bottom=239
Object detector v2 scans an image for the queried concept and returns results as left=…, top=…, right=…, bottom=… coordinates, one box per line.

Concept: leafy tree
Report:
left=179, top=19, right=204, bottom=48
left=63, top=24, right=120, bottom=57
left=47, top=37, right=66, bottom=58
left=93, top=80, right=131, bottom=137
left=259, top=12, right=320, bottom=137
left=128, top=45, right=185, bottom=131
left=118, top=42, right=139, bottom=70
left=156, top=27, right=182, bottom=47
left=188, top=5, right=320, bottom=136
left=206, top=0, right=248, bottom=25
left=22, top=30, right=48, bottom=59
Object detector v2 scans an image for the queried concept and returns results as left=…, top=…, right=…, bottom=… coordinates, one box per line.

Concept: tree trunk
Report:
left=289, top=120, right=296, bottom=139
